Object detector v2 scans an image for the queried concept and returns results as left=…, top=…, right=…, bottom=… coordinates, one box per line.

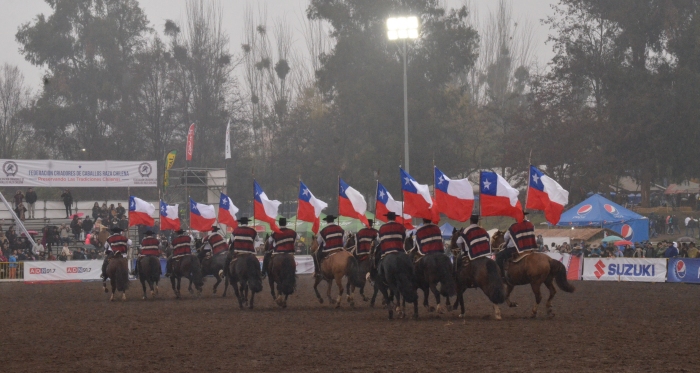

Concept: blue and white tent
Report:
left=440, top=222, right=456, bottom=238
left=557, top=194, right=649, bottom=242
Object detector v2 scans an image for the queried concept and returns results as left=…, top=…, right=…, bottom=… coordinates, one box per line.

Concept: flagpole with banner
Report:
left=337, top=175, right=341, bottom=226
left=185, top=124, right=195, bottom=232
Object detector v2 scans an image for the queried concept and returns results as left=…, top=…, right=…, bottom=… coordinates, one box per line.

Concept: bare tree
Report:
left=0, top=64, right=32, bottom=158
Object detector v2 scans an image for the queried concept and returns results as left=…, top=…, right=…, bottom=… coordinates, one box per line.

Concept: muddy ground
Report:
left=1, top=276, right=698, bottom=372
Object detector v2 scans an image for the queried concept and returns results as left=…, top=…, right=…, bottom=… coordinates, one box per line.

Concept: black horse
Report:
left=198, top=245, right=230, bottom=296
left=137, top=255, right=161, bottom=300
left=376, top=251, right=419, bottom=319
left=344, top=233, right=374, bottom=302
left=170, top=254, right=204, bottom=299
left=229, top=254, right=264, bottom=309
left=410, top=248, right=456, bottom=314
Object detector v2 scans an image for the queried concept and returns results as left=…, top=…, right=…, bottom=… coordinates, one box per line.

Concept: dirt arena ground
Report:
left=1, top=276, right=698, bottom=373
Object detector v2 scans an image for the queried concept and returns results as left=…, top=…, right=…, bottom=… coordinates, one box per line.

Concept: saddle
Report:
left=509, top=251, right=533, bottom=264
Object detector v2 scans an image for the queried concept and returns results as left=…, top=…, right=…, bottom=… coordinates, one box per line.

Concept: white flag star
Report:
left=438, top=175, right=445, bottom=184
left=482, top=179, right=491, bottom=190
left=532, top=174, right=539, bottom=184
left=302, top=188, right=310, bottom=196
left=403, top=177, right=410, bottom=185
left=379, top=190, right=386, bottom=199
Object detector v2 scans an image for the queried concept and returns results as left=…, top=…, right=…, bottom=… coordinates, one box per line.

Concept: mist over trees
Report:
left=4, top=0, right=700, bottom=210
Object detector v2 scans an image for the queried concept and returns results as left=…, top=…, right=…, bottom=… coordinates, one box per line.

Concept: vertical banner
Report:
left=164, top=150, right=176, bottom=188
left=225, top=120, right=231, bottom=160
left=186, top=124, right=195, bottom=161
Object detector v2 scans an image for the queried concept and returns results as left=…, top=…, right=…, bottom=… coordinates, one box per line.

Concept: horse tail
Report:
left=278, top=255, right=296, bottom=296
left=346, top=255, right=366, bottom=288
left=396, top=254, right=418, bottom=303
left=247, top=255, right=263, bottom=293
left=436, top=255, right=456, bottom=297
left=149, top=256, right=161, bottom=282
left=189, top=255, right=204, bottom=288
left=116, top=259, right=130, bottom=292
left=550, top=259, right=575, bottom=293
left=484, top=259, right=505, bottom=304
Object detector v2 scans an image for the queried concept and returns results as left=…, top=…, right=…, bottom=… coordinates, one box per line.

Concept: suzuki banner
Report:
left=667, top=258, right=700, bottom=284
left=583, top=258, right=666, bottom=282
left=0, top=160, right=157, bottom=187
left=24, top=260, right=103, bottom=282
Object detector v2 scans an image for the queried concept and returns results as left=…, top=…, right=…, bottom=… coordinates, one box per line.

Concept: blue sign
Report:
left=667, top=258, right=700, bottom=283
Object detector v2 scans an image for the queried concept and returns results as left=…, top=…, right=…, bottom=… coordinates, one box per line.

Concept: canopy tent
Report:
left=557, top=194, right=649, bottom=242
left=440, top=222, right=456, bottom=238
left=664, top=181, right=699, bottom=195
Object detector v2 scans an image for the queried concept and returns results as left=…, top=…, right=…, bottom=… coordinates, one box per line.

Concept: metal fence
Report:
left=0, top=262, right=24, bottom=281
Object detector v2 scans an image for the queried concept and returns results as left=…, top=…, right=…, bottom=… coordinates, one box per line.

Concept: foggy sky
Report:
left=0, top=0, right=556, bottom=91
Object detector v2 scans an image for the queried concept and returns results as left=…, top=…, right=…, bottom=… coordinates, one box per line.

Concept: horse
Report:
left=198, top=242, right=230, bottom=296
left=375, top=248, right=419, bottom=319
left=103, top=253, right=130, bottom=301
left=343, top=233, right=374, bottom=302
left=263, top=240, right=297, bottom=308
left=448, top=229, right=505, bottom=319
left=309, top=237, right=365, bottom=308
left=228, top=253, right=263, bottom=309
left=491, top=230, right=576, bottom=318
left=170, top=254, right=204, bottom=299
left=137, top=255, right=161, bottom=300
left=406, top=235, right=456, bottom=314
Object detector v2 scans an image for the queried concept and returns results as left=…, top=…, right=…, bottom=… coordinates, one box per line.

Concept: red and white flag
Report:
left=186, top=123, right=195, bottom=161
left=129, top=196, right=155, bottom=227
left=480, top=171, right=523, bottom=222
left=434, top=166, right=474, bottom=222
left=160, top=201, right=180, bottom=231
left=526, top=166, right=569, bottom=225
left=339, top=178, right=369, bottom=227
left=254, top=181, right=282, bottom=233
left=189, top=198, right=216, bottom=231
left=218, top=192, right=239, bottom=229
left=298, top=181, right=328, bottom=234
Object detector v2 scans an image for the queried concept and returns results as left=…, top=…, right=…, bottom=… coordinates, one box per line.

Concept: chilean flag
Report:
left=254, top=181, right=282, bottom=233
left=298, top=181, right=328, bottom=234
left=526, top=165, right=569, bottom=225
left=218, top=192, right=239, bottom=229
left=376, top=182, right=414, bottom=229
left=160, top=201, right=180, bottom=231
left=189, top=199, right=216, bottom=232
left=480, top=171, right=523, bottom=222
left=400, top=168, right=433, bottom=221
left=128, top=196, right=155, bottom=227
left=434, top=167, right=474, bottom=222
left=339, top=178, right=369, bottom=227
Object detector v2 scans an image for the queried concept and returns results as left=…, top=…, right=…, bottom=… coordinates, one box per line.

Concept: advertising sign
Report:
left=0, top=160, right=157, bottom=187
left=583, top=258, right=666, bottom=282
left=24, top=260, right=103, bottom=282
left=667, top=258, right=700, bottom=284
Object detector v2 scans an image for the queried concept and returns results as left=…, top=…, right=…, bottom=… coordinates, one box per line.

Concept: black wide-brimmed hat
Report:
left=175, top=229, right=185, bottom=234
left=238, top=217, right=250, bottom=225
left=110, top=227, right=123, bottom=233
left=367, top=219, right=374, bottom=227
left=323, top=215, right=337, bottom=223
left=211, top=226, right=220, bottom=232
left=384, top=212, right=397, bottom=220
left=279, top=217, right=287, bottom=226
left=144, top=230, right=155, bottom=235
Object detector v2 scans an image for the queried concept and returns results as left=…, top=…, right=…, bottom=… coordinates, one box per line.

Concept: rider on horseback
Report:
left=457, top=214, right=492, bottom=260
left=413, top=218, right=444, bottom=259
left=314, top=215, right=344, bottom=278
left=203, top=226, right=227, bottom=258
left=230, top=217, right=257, bottom=256
left=355, top=219, right=378, bottom=259
left=131, top=230, right=160, bottom=277
left=377, top=212, right=406, bottom=276
left=165, top=229, right=192, bottom=277
left=262, top=217, right=298, bottom=278
left=497, top=212, right=537, bottom=273
left=101, top=227, right=129, bottom=280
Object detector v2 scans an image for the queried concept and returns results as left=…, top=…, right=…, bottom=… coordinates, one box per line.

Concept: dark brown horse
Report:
left=448, top=230, right=505, bottom=319
left=170, top=254, right=204, bottom=299
left=343, top=233, right=373, bottom=302
left=492, top=230, right=575, bottom=318
left=198, top=243, right=230, bottom=296
left=310, top=237, right=365, bottom=308
left=229, top=253, right=263, bottom=309
left=103, top=253, right=130, bottom=301
left=264, top=240, right=297, bottom=308
left=137, top=255, right=161, bottom=300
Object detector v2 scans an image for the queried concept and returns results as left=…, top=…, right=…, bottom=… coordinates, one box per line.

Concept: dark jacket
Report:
left=25, top=191, right=37, bottom=204
left=61, top=191, right=73, bottom=205
left=82, top=219, right=94, bottom=234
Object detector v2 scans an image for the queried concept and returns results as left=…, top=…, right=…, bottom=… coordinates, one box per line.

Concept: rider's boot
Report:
left=100, top=257, right=109, bottom=279
left=261, top=251, right=271, bottom=279
left=164, top=256, right=172, bottom=277
left=313, top=252, right=322, bottom=278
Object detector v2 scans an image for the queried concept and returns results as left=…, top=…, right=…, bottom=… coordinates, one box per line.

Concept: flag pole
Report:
left=252, top=167, right=256, bottom=229
left=295, top=178, right=300, bottom=237
left=399, top=166, right=404, bottom=226
left=337, top=175, right=341, bottom=226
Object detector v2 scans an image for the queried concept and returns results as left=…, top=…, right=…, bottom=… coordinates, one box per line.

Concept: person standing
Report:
left=60, top=189, right=73, bottom=218
left=13, top=190, right=24, bottom=209
left=25, top=188, right=37, bottom=219
left=70, top=216, right=81, bottom=243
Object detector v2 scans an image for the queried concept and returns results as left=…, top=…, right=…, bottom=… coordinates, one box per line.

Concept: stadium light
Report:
left=387, top=17, right=419, bottom=40
left=387, top=16, right=419, bottom=172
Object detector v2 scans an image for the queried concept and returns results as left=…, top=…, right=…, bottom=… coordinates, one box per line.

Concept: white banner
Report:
left=0, top=160, right=157, bottom=187
left=257, top=255, right=314, bottom=274
left=583, top=258, right=667, bottom=282
left=24, top=260, right=103, bottom=282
